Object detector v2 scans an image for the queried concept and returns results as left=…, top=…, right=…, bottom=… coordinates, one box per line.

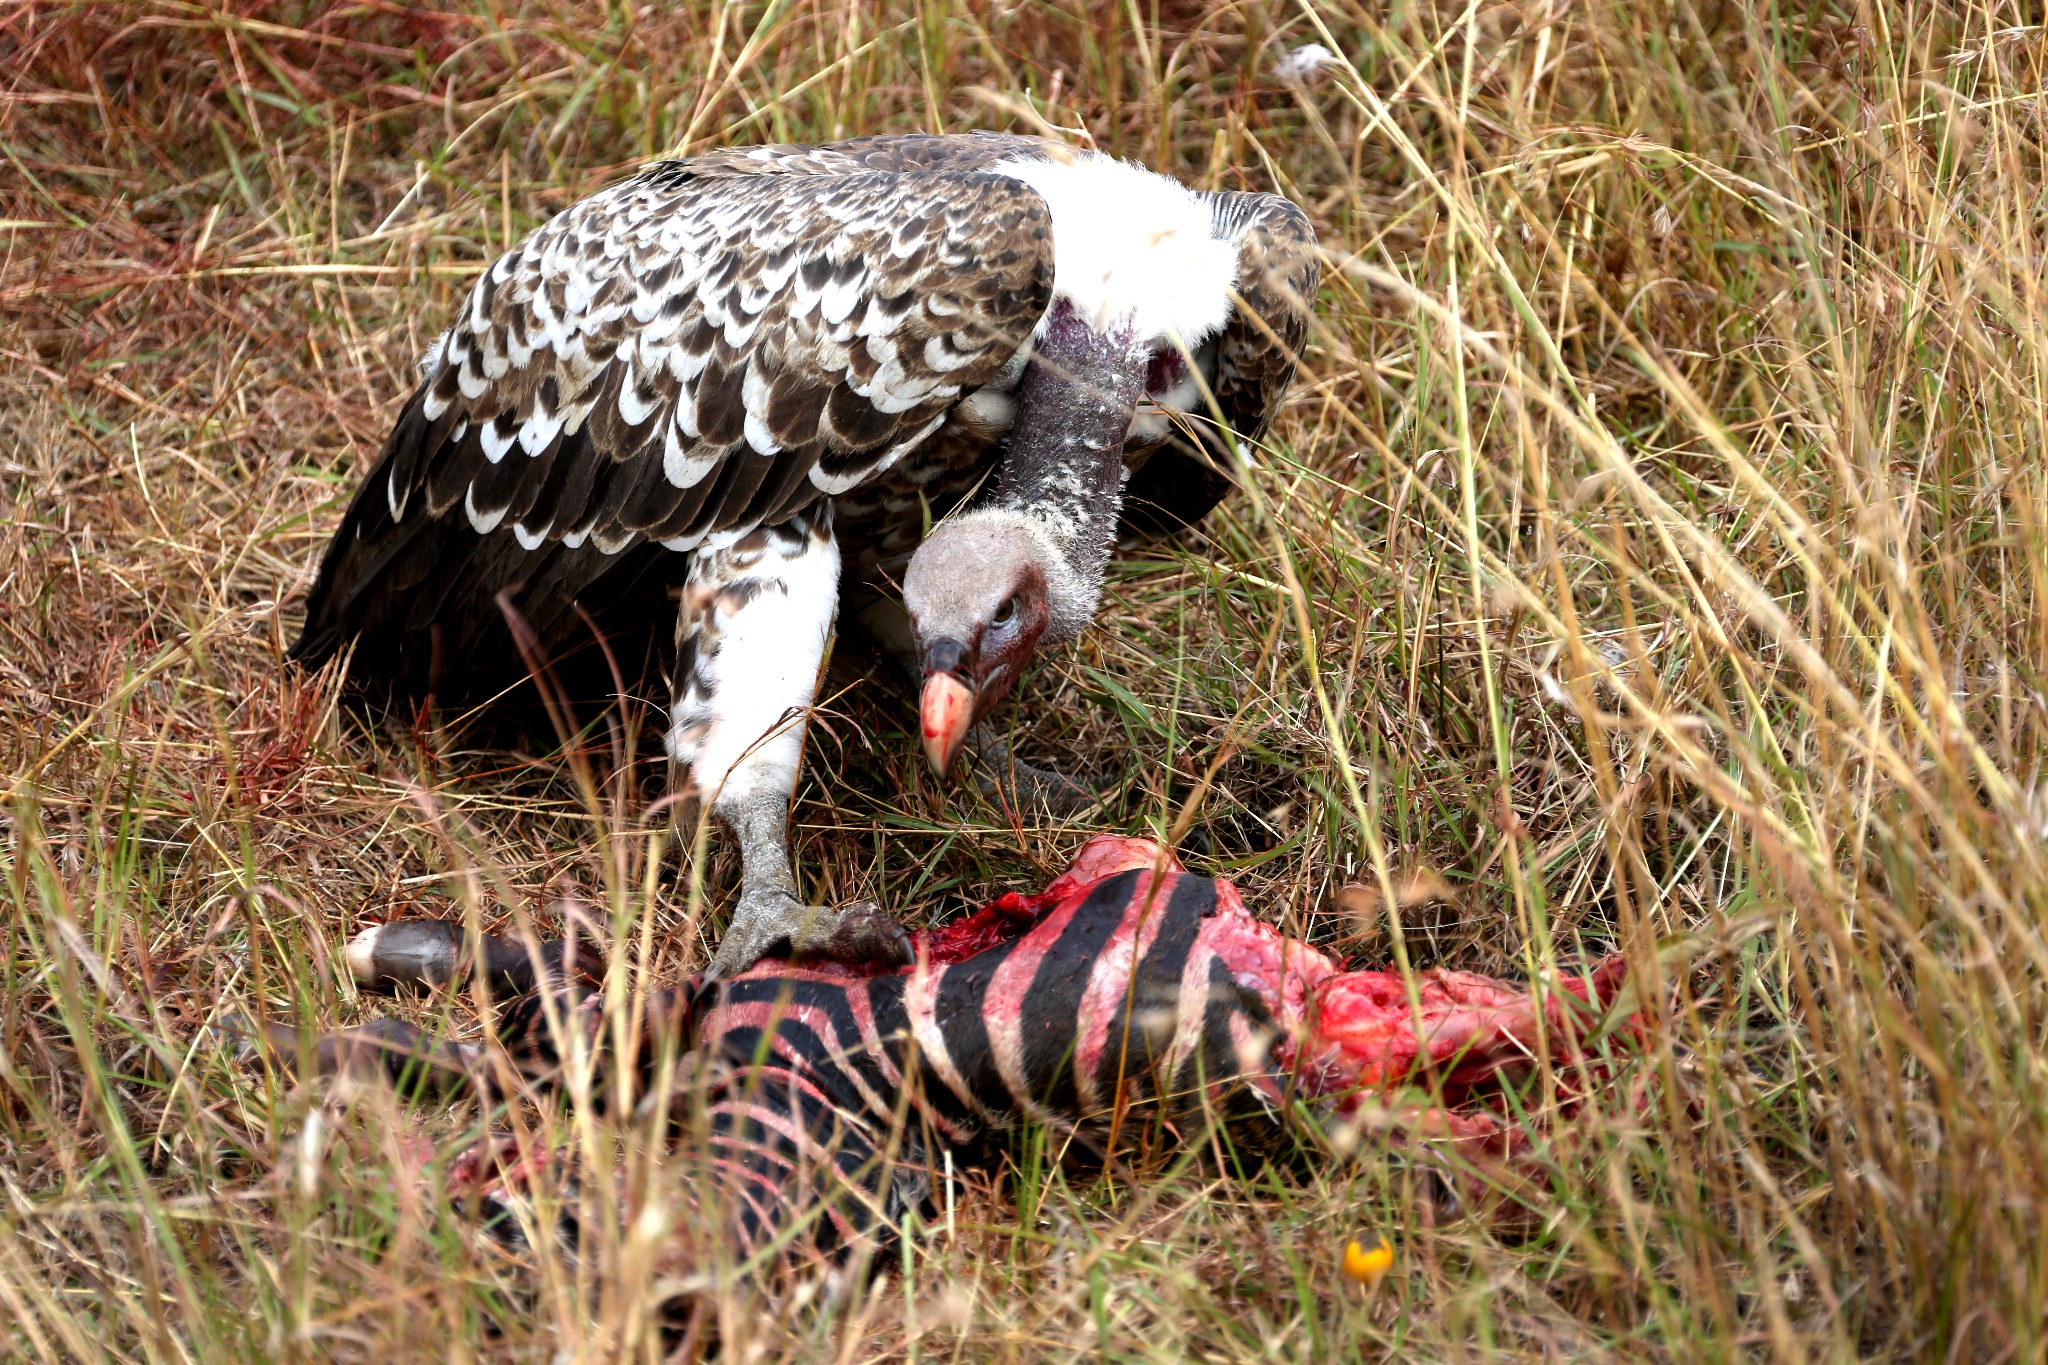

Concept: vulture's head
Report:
left=902, top=509, right=1085, bottom=777
left=904, top=149, right=1248, bottom=779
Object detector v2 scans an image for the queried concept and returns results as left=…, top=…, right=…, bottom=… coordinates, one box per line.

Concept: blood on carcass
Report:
left=880, top=835, right=1635, bottom=1150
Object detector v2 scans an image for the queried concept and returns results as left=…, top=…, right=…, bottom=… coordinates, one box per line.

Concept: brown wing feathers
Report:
left=1212, top=192, right=1320, bottom=446
left=293, top=147, right=1057, bottom=701
left=293, top=133, right=1315, bottom=703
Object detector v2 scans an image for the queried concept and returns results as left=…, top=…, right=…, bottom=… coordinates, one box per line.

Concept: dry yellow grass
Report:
left=4, top=0, right=2046, bottom=1359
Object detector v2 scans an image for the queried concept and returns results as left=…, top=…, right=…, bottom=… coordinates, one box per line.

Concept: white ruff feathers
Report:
left=991, top=153, right=1239, bottom=346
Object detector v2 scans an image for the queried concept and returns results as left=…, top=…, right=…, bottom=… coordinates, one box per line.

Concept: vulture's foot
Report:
left=968, top=727, right=1102, bottom=818
left=706, top=892, right=912, bottom=979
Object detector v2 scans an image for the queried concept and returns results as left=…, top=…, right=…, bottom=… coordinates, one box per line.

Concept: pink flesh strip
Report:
left=1070, top=870, right=1178, bottom=1112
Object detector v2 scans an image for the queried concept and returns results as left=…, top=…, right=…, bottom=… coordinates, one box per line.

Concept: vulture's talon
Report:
left=816, top=901, right=914, bottom=967
left=704, top=891, right=806, bottom=979
left=706, top=893, right=910, bottom=977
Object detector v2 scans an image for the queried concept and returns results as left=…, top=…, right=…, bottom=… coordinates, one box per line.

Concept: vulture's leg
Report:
left=842, top=587, right=1099, bottom=815
left=669, top=514, right=910, bottom=977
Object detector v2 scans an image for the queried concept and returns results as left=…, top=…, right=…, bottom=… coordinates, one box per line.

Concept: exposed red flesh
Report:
left=428, top=836, right=1644, bottom=1259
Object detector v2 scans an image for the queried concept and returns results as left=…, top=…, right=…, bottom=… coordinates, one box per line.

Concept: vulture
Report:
left=291, top=133, right=1321, bottom=976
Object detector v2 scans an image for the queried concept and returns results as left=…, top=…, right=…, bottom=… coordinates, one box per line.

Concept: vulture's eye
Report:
left=991, top=596, right=1018, bottom=628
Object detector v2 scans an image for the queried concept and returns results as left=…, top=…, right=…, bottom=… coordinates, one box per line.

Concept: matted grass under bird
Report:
left=290, top=133, right=1320, bottom=976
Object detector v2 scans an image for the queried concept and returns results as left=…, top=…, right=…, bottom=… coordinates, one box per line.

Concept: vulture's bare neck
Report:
left=921, top=148, right=1243, bottom=644
left=991, top=304, right=1150, bottom=639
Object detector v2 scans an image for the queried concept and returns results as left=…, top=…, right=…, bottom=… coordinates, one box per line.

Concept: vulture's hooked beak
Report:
left=920, top=669, right=975, bottom=779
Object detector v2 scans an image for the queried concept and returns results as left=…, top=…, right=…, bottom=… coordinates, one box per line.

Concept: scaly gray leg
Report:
left=669, top=513, right=910, bottom=978
left=713, top=788, right=909, bottom=973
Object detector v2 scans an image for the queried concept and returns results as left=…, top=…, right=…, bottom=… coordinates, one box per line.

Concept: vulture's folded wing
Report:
left=294, top=150, right=1057, bottom=691
left=1119, top=190, right=1321, bottom=539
